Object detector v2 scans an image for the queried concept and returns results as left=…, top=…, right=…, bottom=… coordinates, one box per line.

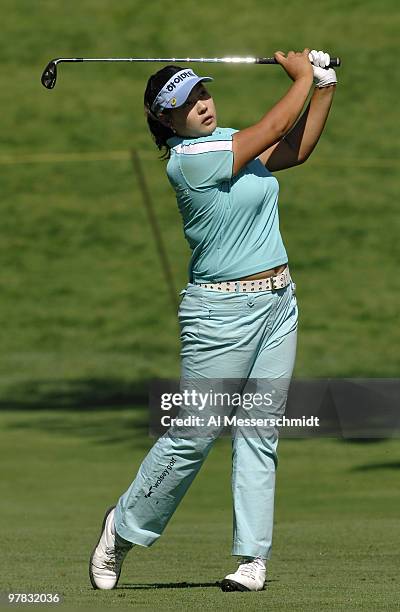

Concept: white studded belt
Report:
left=196, top=267, right=291, bottom=292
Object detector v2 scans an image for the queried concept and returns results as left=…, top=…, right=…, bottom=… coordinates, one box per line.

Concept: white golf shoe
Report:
left=89, top=506, right=133, bottom=590
left=220, top=557, right=266, bottom=592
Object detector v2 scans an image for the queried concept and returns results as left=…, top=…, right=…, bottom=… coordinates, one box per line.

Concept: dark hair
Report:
left=144, top=65, right=184, bottom=160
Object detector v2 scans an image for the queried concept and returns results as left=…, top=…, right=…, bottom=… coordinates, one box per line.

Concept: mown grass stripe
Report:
left=0, top=151, right=399, bottom=166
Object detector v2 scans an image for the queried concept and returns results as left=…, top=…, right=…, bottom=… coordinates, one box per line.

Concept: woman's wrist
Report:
left=292, top=74, right=314, bottom=90
left=312, top=84, right=336, bottom=97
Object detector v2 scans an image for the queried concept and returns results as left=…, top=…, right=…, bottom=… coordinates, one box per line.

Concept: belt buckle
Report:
left=270, top=274, right=278, bottom=290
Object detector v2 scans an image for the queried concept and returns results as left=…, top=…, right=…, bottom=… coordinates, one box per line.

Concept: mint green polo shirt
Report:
left=166, top=127, right=288, bottom=283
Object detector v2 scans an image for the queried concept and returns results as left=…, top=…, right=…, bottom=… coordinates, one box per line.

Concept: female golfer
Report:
left=89, top=49, right=337, bottom=592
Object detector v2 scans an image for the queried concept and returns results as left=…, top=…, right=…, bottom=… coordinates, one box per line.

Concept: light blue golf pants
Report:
left=115, top=279, right=298, bottom=559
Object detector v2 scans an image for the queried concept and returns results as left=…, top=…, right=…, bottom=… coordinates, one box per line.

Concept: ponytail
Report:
left=143, top=65, right=184, bottom=160
left=144, top=106, right=175, bottom=160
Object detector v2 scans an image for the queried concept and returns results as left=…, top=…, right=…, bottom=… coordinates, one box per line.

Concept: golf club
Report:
left=41, top=55, right=341, bottom=89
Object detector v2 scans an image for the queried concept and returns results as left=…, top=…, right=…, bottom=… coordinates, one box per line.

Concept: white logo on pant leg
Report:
left=144, top=457, right=177, bottom=498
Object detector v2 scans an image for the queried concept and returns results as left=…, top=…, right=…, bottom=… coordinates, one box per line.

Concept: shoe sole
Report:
left=89, top=505, right=119, bottom=590
left=220, top=578, right=251, bottom=592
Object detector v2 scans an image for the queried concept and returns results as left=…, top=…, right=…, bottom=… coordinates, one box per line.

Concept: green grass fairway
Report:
left=1, top=409, right=399, bottom=611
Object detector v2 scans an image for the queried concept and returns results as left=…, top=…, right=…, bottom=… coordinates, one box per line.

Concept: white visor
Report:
left=151, top=69, right=213, bottom=113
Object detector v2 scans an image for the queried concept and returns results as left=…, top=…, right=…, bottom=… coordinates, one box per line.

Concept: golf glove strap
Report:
left=309, top=49, right=337, bottom=88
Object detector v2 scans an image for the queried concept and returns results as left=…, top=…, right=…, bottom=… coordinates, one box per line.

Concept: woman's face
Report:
left=164, top=82, right=217, bottom=138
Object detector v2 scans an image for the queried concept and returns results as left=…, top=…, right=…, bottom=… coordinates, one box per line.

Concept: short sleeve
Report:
left=177, top=132, right=235, bottom=189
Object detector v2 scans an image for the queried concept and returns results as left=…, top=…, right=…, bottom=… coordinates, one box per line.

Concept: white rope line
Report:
left=0, top=150, right=398, bottom=167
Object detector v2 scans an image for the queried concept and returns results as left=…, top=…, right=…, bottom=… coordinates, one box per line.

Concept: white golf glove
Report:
left=308, top=49, right=337, bottom=88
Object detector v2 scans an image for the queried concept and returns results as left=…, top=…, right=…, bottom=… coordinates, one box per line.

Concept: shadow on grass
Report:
left=352, top=461, right=400, bottom=472
left=0, top=377, right=149, bottom=411
left=119, top=581, right=221, bottom=590
left=118, top=578, right=276, bottom=590
left=341, top=438, right=388, bottom=444
left=0, top=378, right=153, bottom=448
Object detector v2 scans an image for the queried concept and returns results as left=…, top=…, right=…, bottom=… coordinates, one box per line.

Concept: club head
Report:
left=41, top=60, right=58, bottom=89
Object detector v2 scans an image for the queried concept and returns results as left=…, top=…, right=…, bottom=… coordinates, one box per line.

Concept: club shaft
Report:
left=51, top=56, right=341, bottom=66
left=55, top=57, right=259, bottom=63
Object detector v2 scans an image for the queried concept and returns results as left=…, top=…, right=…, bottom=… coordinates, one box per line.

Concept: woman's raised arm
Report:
left=232, top=49, right=313, bottom=175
